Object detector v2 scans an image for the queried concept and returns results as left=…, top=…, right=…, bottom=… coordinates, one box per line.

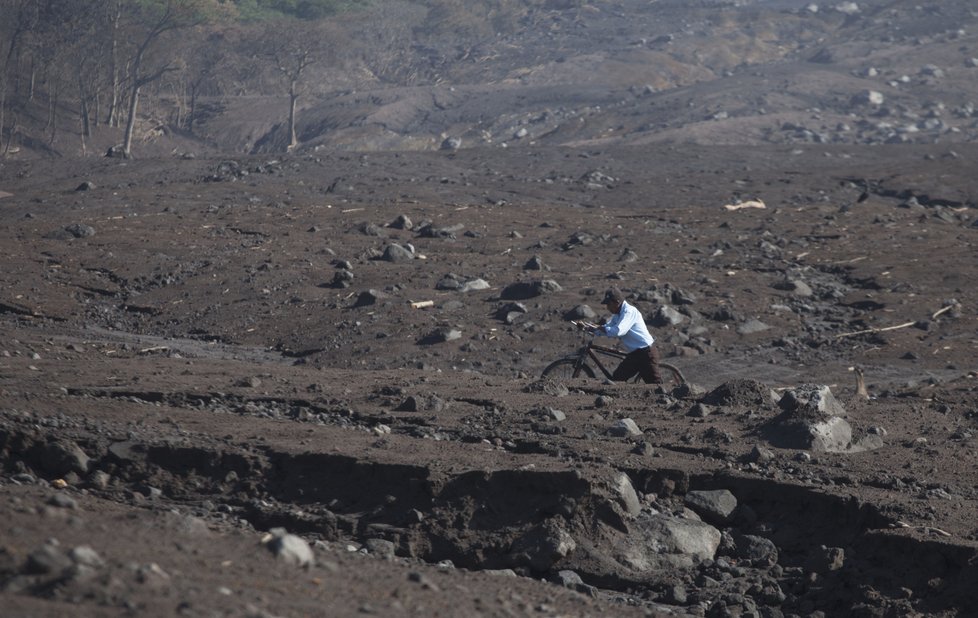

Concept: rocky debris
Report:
left=436, top=273, right=489, bottom=293
left=510, top=521, right=577, bottom=571
left=650, top=305, right=685, bottom=327
left=765, top=384, right=853, bottom=452
left=264, top=528, right=314, bottom=567
left=701, top=380, right=778, bottom=408
left=417, top=223, right=464, bottom=239
left=418, top=326, right=462, bottom=344
left=354, top=289, right=388, bottom=307
left=499, top=280, right=562, bottom=300
left=608, top=418, right=642, bottom=437
left=610, top=472, right=642, bottom=517
left=395, top=394, right=448, bottom=412
left=440, top=136, right=461, bottom=150
left=495, top=301, right=528, bottom=324
left=38, top=440, right=91, bottom=476
left=563, top=304, right=597, bottom=321
left=380, top=243, right=414, bottom=262
left=616, top=512, right=722, bottom=572
left=684, top=490, right=738, bottom=526
left=45, top=223, right=96, bottom=240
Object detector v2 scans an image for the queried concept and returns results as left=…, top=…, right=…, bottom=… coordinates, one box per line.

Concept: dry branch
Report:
left=835, top=321, right=916, bottom=339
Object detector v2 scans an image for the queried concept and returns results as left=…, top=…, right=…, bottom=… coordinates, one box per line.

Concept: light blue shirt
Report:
left=597, top=300, right=655, bottom=352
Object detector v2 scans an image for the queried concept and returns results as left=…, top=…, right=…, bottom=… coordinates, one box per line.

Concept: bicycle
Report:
left=541, top=320, right=686, bottom=387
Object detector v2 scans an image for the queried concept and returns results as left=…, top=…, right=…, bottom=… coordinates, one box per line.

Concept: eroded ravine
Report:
left=2, top=400, right=975, bottom=617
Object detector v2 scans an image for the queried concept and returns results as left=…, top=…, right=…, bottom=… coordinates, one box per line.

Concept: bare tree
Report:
left=254, top=19, right=336, bottom=152
left=0, top=0, right=40, bottom=156
left=117, top=0, right=223, bottom=158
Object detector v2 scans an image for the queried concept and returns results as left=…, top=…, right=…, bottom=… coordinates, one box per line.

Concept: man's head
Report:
left=602, top=287, right=624, bottom=311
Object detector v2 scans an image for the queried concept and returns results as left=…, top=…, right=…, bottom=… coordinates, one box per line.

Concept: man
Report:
left=586, top=287, right=662, bottom=384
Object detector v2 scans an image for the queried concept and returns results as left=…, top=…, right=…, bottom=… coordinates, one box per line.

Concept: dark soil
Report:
left=2, top=142, right=977, bottom=617
left=2, top=1, right=978, bottom=616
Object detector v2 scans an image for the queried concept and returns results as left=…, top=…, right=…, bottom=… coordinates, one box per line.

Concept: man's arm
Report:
left=600, top=307, right=635, bottom=337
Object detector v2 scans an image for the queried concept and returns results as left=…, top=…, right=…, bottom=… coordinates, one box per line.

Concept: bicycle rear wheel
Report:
left=541, top=358, right=596, bottom=380
left=625, top=362, right=685, bottom=386
left=659, top=362, right=685, bottom=387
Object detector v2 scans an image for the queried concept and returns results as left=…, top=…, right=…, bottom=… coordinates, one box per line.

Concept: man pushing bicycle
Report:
left=580, top=287, right=663, bottom=384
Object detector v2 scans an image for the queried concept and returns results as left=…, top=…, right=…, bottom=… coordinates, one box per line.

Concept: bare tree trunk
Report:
left=187, top=86, right=198, bottom=134
left=49, top=83, right=59, bottom=146
left=0, top=83, right=6, bottom=157
left=28, top=56, right=35, bottom=101
left=122, top=83, right=140, bottom=158
left=107, top=4, right=121, bottom=127
left=287, top=84, right=298, bottom=151
left=79, top=80, right=92, bottom=138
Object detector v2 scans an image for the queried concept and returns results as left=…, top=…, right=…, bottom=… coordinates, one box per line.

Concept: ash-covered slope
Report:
left=201, top=0, right=978, bottom=153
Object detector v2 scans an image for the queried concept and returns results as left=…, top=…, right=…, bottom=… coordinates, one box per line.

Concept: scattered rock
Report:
left=608, top=418, right=642, bottom=437
left=265, top=528, right=314, bottom=567
left=684, top=489, right=738, bottom=526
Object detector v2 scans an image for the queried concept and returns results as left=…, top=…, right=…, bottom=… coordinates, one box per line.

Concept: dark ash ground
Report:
left=1, top=142, right=977, bottom=617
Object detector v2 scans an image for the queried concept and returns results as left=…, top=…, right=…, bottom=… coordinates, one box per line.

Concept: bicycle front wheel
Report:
left=541, top=358, right=596, bottom=381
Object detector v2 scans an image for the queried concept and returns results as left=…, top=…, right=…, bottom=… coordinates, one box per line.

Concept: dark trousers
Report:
left=612, top=345, right=662, bottom=384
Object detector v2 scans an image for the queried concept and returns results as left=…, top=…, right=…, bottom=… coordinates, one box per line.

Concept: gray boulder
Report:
left=766, top=384, right=853, bottom=452
left=684, top=490, right=738, bottom=526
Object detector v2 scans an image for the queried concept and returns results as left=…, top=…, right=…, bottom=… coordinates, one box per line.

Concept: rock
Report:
left=47, top=493, right=78, bottom=509
left=731, top=534, right=779, bottom=567
left=46, top=223, right=96, bottom=240
left=852, top=90, right=884, bottom=106
left=779, top=384, right=847, bottom=418
left=500, top=279, right=562, bottom=300
left=775, top=277, right=813, bottom=297
left=459, top=278, right=490, bottom=293
left=806, top=545, right=845, bottom=573
left=75, top=181, right=96, bottom=191
left=736, top=318, right=770, bottom=334
left=618, top=249, right=639, bottom=263
left=365, top=538, right=396, bottom=559
left=564, top=304, right=597, bottom=321
left=650, top=305, right=685, bottom=327
left=440, top=136, right=461, bottom=150
left=381, top=243, right=414, bottom=262
left=538, top=407, right=566, bottom=421
left=70, top=545, right=105, bottom=568
left=608, top=418, right=642, bottom=437
left=524, top=379, right=569, bottom=397
left=523, top=255, right=546, bottom=270
left=420, top=327, right=462, bottom=344
left=766, top=385, right=853, bottom=452
left=834, top=2, right=859, bottom=15
left=265, top=529, right=314, bottom=567
left=749, top=445, right=775, bottom=463
left=40, top=440, right=91, bottom=476
left=619, top=513, right=722, bottom=571
left=684, top=489, right=738, bottom=525
left=610, top=472, right=642, bottom=517
left=354, top=289, right=387, bottom=307
left=25, top=542, right=73, bottom=575
left=510, top=521, right=576, bottom=571
left=701, top=379, right=776, bottom=407
left=552, top=569, right=584, bottom=587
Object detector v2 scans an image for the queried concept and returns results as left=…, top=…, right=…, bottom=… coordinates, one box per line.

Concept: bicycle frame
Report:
left=568, top=333, right=626, bottom=379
